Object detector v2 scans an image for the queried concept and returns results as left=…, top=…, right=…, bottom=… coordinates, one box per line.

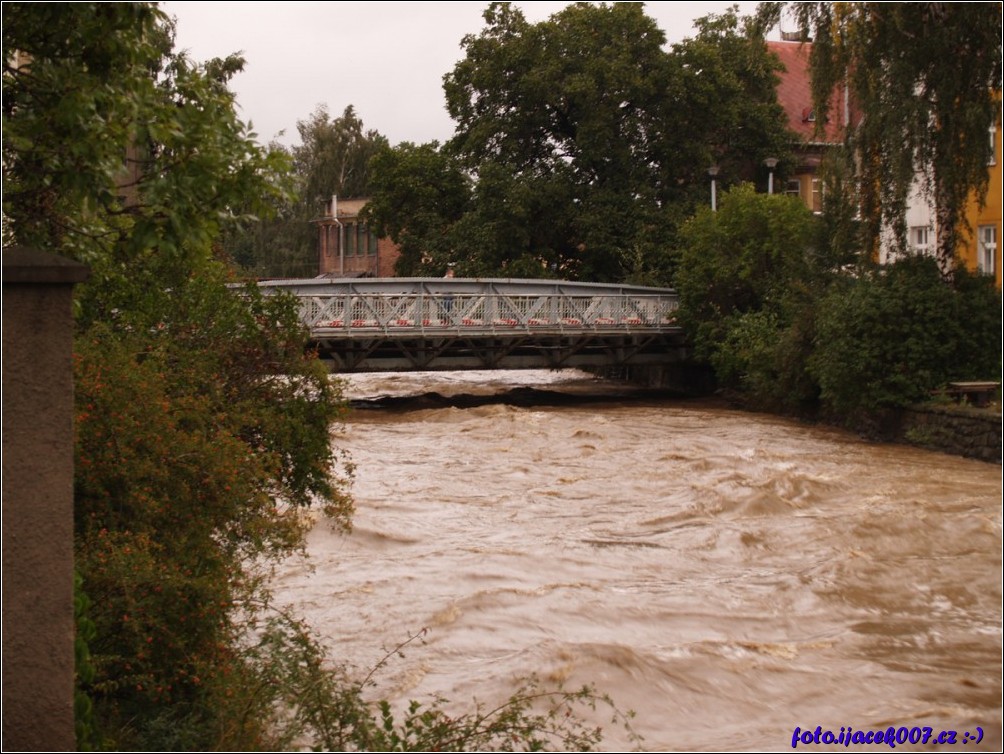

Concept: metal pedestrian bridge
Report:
left=259, top=277, right=685, bottom=372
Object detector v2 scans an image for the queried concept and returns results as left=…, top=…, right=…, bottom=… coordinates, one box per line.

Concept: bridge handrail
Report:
left=258, top=278, right=680, bottom=337
left=258, top=276, right=677, bottom=297
left=298, top=295, right=677, bottom=335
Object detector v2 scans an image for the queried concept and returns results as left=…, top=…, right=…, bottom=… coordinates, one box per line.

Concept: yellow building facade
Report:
left=956, top=117, right=1001, bottom=288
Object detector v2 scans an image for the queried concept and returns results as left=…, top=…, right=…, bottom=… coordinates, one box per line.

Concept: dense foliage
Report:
left=73, top=288, right=351, bottom=748
left=365, top=2, right=792, bottom=282
left=794, top=2, right=1003, bottom=274
left=3, top=4, right=290, bottom=295
left=674, top=185, right=1002, bottom=419
left=810, top=258, right=1003, bottom=415
left=4, top=3, right=353, bottom=747
left=675, top=184, right=823, bottom=410
left=364, top=141, right=473, bottom=275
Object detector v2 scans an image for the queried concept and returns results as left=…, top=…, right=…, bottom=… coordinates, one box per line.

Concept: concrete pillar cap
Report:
left=3, top=246, right=90, bottom=285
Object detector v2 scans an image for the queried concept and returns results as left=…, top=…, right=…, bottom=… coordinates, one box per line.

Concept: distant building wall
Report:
left=877, top=111, right=1000, bottom=283
left=878, top=178, right=937, bottom=265
left=315, top=197, right=401, bottom=277
left=957, top=115, right=1002, bottom=288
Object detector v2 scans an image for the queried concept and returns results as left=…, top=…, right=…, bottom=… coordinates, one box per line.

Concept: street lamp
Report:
left=764, top=157, right=778, bottom=195
left=708, top=165, right=719, bottom=212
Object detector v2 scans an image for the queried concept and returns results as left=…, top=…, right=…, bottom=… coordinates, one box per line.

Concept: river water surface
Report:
left=276, top=370, right=1002, bottom=751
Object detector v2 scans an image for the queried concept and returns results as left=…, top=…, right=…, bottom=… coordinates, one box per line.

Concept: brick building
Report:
left=770, top=40, right=1000, bottom=285
left=315, top=197, right=401, bottom=277
left=767, top=40, right=854, bottom=213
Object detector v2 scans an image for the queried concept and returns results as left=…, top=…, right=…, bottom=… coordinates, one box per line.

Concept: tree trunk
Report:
left=934, top=170, right=957, bottom=282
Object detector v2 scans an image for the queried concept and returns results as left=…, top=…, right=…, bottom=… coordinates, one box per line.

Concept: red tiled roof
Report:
left=768, top=41, right=850, bottom=144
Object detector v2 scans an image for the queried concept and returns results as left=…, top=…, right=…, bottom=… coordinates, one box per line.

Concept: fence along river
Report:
left=274, top=369, right=1002, bottom=751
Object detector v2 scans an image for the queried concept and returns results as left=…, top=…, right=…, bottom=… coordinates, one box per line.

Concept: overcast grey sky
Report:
left=164, top=1, right=765, bottom=148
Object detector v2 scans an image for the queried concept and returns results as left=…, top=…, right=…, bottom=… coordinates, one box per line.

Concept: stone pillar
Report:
left=3, top=247, right=89, bottom=751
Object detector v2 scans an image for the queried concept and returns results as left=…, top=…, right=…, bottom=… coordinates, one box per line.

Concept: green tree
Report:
left=794, top=2, right=1003, bottom=275
left=294, top=104, right=388, bottom=207
left=368, top=2, right=791, bottom=283
left=668, top=3, right=792, bottom=193
left=675, top=183, right=822, bottom=409
left=441, top=1, right=675, bottom=279
left=4, top=3, right=350, bottom=747
left=4, top=2, right=164, bottom=252
left=810, top=257, right=1002, bottom=415
left=3, top=2, right=293, bottom=313
left=363, top=141, right=472, bottom=275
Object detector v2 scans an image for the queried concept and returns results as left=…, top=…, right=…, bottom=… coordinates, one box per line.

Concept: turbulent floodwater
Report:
left=275, top=370, right=1002, bottom=751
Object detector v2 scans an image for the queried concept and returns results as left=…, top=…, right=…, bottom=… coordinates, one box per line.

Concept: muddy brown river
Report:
left=275, top=370, right=1002, bottom=751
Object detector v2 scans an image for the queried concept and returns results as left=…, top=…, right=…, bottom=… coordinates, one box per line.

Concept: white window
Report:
left=784, top=179, right=801, bottom=200
left=978, top=225, right=997, bottom=274
left=910, top=226, right=931, bottom=254
left=989, top=126, right=997, bottom=167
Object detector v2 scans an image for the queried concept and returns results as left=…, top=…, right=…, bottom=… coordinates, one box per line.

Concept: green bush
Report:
left=810, top=256, right=1002, bottom=414
left=675, top=183, right=822, bottom=409
left=237, top=624, right=638, bottom=752
left=73, top=270, right=353, bottom=748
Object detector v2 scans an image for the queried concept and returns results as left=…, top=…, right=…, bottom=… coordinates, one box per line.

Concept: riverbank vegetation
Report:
left=4, top=3, right=348, bottom=748
left=675, top=185, right=1002, bottom=425
left=675, top=2, right=1002, bottom=423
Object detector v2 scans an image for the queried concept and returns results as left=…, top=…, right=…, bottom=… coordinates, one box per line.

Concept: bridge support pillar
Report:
left=2, top=247, right=88, bottom=751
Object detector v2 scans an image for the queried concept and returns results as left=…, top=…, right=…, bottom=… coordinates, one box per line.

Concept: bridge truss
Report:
left=260, top=277, right=685, bottom=372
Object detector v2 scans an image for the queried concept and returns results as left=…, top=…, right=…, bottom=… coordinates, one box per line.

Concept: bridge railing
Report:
left=299, top=292, right=678, bottom=334
left=259, top=278, right=679, bottom=336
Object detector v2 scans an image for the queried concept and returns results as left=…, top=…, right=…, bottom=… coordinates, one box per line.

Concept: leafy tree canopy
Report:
left=441, top=1, right=676, bottom=279
left=294, top=104, right=389, bottom=208
left=794, top=2, right=1003, bottom=274
left=367, top=1, right=792, bottom=282
left=4, top=3, right=351, bottom=747
left=3, top=2, right=293, bottom=318
left=669, top=3, right=791, bottom=191
left=364, top=141, right=472, bottom=275
left=674, top=183, right=823, bottom=408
